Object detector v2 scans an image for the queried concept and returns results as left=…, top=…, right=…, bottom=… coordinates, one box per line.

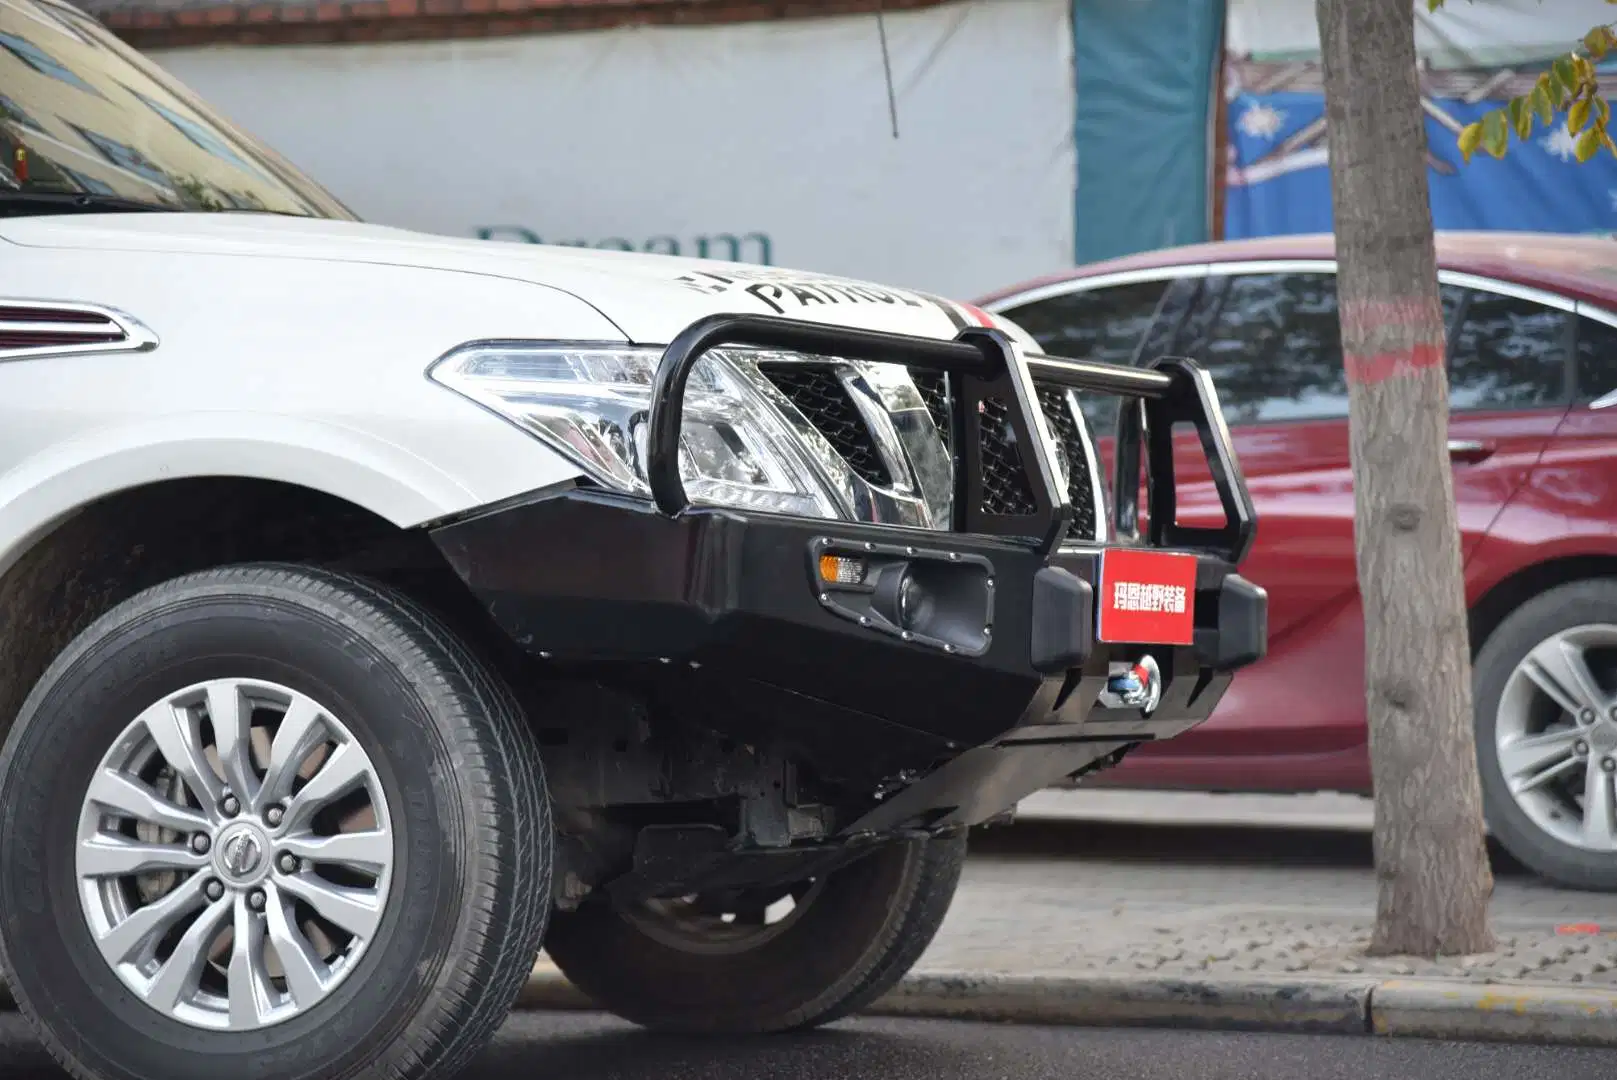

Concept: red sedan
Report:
left=980, top=232, right=1617, bottom=890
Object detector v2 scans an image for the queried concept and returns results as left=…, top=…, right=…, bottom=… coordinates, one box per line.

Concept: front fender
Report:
left=0, top=410, right=581, bottom=578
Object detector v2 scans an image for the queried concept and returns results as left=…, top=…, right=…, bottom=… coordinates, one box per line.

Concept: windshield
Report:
left=0, top=0, right=352, bottom=218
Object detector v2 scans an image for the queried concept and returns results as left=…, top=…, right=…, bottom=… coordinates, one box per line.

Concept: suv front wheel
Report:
left=0, top=564, right=552, bottom=1080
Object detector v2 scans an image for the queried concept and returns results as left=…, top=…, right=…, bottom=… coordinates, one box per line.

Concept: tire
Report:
left=543, top=830, right=966, bottom=1033
left=1475, top=578, right=1617, bottom=891
left=0, top=563, right=552, bottom=1080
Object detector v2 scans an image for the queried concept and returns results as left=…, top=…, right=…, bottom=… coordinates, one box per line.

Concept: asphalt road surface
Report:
left=1, top=1012, right=1614, bottom=1080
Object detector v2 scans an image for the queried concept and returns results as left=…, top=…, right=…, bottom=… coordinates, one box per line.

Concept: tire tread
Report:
left=0, top=562, right=551, bottom=1080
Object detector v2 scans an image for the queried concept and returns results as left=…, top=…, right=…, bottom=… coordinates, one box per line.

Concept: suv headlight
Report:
left=428, top=343, right=842, bottom=519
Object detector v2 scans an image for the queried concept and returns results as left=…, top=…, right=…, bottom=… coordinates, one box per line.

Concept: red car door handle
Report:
left=1447, top=438, right=1496, bottom=463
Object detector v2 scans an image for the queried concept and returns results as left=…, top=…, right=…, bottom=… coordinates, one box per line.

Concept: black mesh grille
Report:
left=977, top=397, right=1038, bottom=516
left=1035, top=382, right=1098, bottom=540
left=910, top=369, right=952, bottom=446
left=755, top=364, right=1097, bottom=536
left=759, top=363, right=889, bottom=485
left=922, top=377, right=1098, bottom=533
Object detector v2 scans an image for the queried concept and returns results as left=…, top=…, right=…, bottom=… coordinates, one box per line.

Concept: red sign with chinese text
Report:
left=1096, top=549, right=1198, bottom=645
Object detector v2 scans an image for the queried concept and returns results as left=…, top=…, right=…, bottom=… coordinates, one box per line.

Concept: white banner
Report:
left=150, top=0, right=1075, bottom=301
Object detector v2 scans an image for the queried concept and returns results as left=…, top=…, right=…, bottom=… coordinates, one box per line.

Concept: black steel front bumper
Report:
left=428, top=314, right=1268, bottom=836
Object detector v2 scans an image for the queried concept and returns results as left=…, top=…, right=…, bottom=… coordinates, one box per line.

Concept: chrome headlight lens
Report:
left=428, top=343, right=842, bottom=519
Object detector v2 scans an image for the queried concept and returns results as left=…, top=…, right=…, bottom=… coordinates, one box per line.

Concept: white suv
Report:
left=0, top=4, right=1267, bottom=1079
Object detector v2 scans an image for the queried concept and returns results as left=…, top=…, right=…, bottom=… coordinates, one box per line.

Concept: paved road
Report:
left=6, top=1012, right=1608, bottom=1080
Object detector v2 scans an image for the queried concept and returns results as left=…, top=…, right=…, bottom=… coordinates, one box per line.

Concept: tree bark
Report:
left=1316, top=0, right=1495, bottom=957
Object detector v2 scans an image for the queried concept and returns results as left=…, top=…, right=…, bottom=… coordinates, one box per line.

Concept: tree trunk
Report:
left=1316, top=0, right=1495, bottom=957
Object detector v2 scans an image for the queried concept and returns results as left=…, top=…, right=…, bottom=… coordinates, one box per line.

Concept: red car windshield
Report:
left=0, top=0, right=353, bottom=218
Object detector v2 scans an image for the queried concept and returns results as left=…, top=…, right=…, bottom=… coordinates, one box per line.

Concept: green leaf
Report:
left=1555, top=56, right=1581, bottom=95
left=1532, top=83, right=1555, bottom=125
left=1507, top=97, right=1531, bottom=138
left=1426, top=0, right=1443, bottom=9
left=1600, top=95, right=1612, bottom=126
left=1482, top=109, right=1510, bottom=158
left=1576, top=125, right=1601, bottom=162
left=1545, top=68, right=1570, bottom=107
left=1572, top=95, right=1593, bottom=132
left=1457, top=120, right=1484, bottom=160
left=1587, top=26, right=1614, bottom=59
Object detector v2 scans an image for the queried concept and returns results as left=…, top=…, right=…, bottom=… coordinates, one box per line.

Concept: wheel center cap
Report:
left=1591, top=723, right=1617, bottom=754
left=215, top=822, right=268, bottom=884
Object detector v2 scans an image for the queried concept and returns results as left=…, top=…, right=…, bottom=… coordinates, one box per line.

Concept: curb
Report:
left=514, top=963, right=1617, bottom=1047
left=6, top=962, right=1616, bottom=1047
left=1371, top=979, right=1617, bottom=1047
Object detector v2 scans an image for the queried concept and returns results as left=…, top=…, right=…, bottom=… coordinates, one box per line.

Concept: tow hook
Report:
left=1100, top=655, right=1162, bottom=715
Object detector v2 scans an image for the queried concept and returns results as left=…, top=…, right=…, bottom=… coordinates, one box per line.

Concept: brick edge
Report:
left=94, top=0, right=956, bottom=49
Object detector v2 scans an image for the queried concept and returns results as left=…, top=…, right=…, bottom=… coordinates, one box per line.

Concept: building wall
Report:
left=149, top=0, right=1078, bottom=299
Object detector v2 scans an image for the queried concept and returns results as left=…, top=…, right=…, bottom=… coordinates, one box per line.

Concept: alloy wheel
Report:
left=75, top=678, right=394, bottom=1031
left=1495, top=624, right=1617, bottom=852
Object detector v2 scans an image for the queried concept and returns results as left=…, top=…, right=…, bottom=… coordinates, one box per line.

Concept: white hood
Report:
left=0, top=213, right=1036, bottom=350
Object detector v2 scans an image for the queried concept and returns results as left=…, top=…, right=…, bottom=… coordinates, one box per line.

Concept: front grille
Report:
left=1035, top=384, right=1098, bottom=540
left=911, top=369, right=951, bottom=445
left=977, top=397, right=1038, bottom=517
left=961, top=383, right=1100, bottom=535
left=759, top=363, right=890, bottom=485
left=757, top=363, right=1096, bottom=538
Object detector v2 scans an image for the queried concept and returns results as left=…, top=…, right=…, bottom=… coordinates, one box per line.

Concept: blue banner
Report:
left=1224, top=21, right=1617, bottom=239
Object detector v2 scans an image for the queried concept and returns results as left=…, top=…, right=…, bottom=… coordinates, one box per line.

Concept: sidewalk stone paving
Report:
left=919, top=839, right=1617, bottom=987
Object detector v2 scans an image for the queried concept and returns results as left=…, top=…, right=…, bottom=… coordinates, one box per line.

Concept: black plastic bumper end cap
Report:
left=1211, top=573, right=1267, bottom=671
left=1030, top=566, right=1094, bottom=673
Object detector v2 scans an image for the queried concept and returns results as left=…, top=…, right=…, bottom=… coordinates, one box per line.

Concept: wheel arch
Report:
left=1469, top=553, right=1617, bottom=654
left=0, top=473, right=498, bottom=756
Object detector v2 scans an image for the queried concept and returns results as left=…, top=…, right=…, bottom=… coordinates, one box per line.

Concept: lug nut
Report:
left=191, top=833, right=211, bottom=854
left=277, top=852, right=299, bottom=874
left=264, top=805, right=284, bottom=827
left=220, top=794, right=240, bottom=817
left=1582, top=709, right=1596, bottom=724
left=1576, top=740, right=1590, bottom=756
left=247, top=889, right=266, bottom=911
left=1603, top=758, right=1615, bottom=774
left=204, top=879, right=224, bottom=901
